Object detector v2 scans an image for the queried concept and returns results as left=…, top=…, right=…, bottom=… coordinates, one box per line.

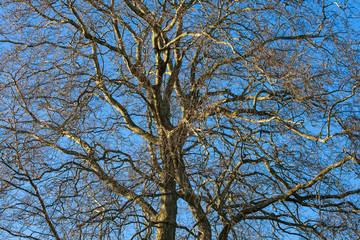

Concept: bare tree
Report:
left=0, top=0, right=360, bottom=239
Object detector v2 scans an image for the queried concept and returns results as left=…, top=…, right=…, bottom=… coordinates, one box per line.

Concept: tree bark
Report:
left=156, top=140, right=178, bottom=240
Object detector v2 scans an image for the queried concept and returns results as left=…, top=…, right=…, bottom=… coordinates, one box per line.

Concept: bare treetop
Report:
left=0, top=0, right=360, bottom=239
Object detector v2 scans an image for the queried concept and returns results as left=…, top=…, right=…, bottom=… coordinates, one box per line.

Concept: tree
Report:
left=0, top=0, right=360, bottom=239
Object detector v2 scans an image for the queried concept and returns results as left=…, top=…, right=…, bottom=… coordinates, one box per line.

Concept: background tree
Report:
left=1, top=0, right=360, bottom=239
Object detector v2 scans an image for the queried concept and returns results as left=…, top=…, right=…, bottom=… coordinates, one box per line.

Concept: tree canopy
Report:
left=1, top=0, right=360, bottom=239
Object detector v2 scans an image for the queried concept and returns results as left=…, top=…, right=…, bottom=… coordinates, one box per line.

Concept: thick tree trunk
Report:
left=156, top=179, right=177, bottom=240
left=156, top=142, right=178, bottom=240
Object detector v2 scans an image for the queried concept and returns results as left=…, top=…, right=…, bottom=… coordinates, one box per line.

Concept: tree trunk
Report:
left=156, top=142, right=178, bottom=240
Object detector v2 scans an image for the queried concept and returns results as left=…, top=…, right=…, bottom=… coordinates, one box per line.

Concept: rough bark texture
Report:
left=156, top=142, right=178, bottom=240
